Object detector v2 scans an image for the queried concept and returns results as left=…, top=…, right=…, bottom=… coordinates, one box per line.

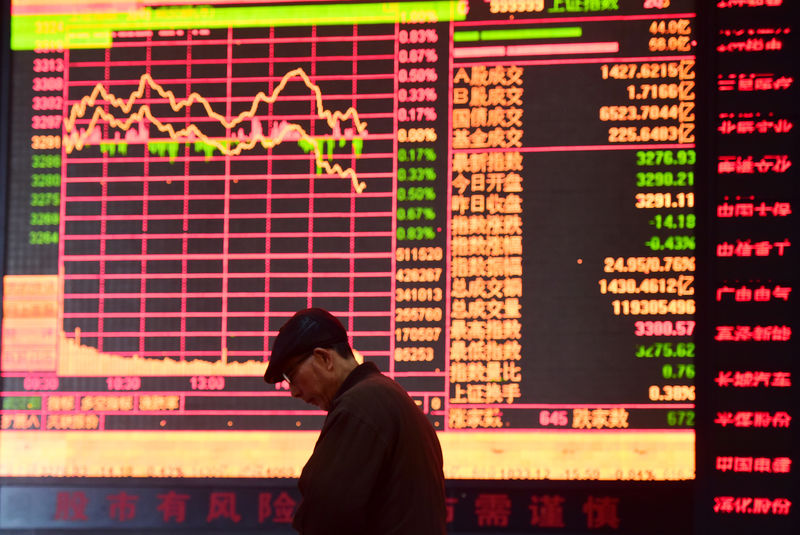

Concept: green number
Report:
left=31, top=154, right=61, bottom=168
left=31, top=173, right=61, bottom=187
left=30, top=212, right=59, bottom=226
left=667, top=410, right=695, bottom=427
left=29, top=230, right=59, bottom=245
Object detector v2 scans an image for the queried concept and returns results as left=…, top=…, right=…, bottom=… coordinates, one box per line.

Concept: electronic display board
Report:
left=0, top=0, right=795, bottom=533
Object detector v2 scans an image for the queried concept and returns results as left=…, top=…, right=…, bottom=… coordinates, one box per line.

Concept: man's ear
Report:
left=313, top=347, right=336, bottom=371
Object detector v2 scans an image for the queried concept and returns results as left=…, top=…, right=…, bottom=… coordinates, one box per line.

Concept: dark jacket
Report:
left=293, top=362, right=446, bottom=534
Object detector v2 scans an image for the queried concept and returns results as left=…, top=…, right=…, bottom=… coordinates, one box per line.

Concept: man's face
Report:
left=284, top=349, right=337, bottom=411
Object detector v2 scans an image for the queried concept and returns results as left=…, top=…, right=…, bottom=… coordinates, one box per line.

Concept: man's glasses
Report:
left=282, top=352, right=312, bottom=385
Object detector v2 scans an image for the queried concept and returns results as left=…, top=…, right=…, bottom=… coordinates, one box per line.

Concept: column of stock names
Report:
left=705, top=0, right=795, bottom=531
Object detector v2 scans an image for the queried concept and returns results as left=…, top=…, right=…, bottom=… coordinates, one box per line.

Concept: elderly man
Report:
left=264, top=307, right=447, bottom=535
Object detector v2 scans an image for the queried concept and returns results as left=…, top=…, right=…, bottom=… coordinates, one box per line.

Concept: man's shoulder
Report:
left=340, top=368, right=404, bottom=402
left=334, top=366, right=418, bottom=418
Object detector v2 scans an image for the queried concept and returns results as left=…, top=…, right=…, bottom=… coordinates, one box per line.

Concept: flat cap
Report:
left=263, top=308, right=349, bottom=383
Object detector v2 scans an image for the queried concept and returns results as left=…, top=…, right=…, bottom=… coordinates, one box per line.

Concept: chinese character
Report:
left=530, top=494, right=565, bottom=527
left=475, top=493, right=511, bottom=527
left=157, top=491, right=190, bottom=523
left=272, top=492, right=296, bottom=524
left=207, top=492, right=242, bottom=523
left=107, top=491, right=138, bottom=522
left=53, top=491, right=89, bottom=522
left=583, top=496, right=620, bottom=529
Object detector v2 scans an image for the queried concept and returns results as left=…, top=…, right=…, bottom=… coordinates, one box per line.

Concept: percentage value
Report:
left=398, top=127, right=437, bottom=142
left=398, top=167, right=436, bottom=181
left=644, top=235, right=696, bottom=251
left=397, top=226, right=437, bottom=241
left=397, top=187, right=436, bottom=201
left=398, top=87, right=437, bottom=102
left=648, top=384, right=695, bottom=402
left=399, top=28, right=439, bottom=44
left=398, top=48, right=438, bottom=63
left=397, top=207, right=436, bottom=221
left=398, top=106, right=437, bottom=121
left=398, top=147, right=436, bottom=162
left=398, top=68, right=438, bottom=83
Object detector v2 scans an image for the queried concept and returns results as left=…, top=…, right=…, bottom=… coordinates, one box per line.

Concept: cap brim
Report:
left=263, top=308, right=349, bottom=383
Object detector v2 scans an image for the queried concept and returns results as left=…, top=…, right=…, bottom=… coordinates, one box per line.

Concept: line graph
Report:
left=58, top=24, right=397, bottom=373
left=64, top=68, right=370, bottom=193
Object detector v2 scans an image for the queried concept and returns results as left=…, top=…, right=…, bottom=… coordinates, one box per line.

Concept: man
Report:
left=264, top=307, right=447, bottom=535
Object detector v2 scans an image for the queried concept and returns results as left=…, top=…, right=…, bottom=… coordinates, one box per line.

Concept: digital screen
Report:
left=2, top=0, right=699, bottom=482
left=4, top=1, right=799, bottom=533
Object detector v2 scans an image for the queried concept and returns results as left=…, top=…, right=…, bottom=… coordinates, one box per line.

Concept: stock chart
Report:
left=0, top=0, right=796, bottom=533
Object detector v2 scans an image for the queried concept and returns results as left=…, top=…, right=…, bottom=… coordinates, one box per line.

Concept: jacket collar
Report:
left=331, top=361, right=380, bottom=408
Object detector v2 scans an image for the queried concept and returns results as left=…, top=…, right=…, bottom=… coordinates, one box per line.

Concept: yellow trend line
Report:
left=63, top=68, right=368, bottom=193
left=64, top=68, right=368, bottom=133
